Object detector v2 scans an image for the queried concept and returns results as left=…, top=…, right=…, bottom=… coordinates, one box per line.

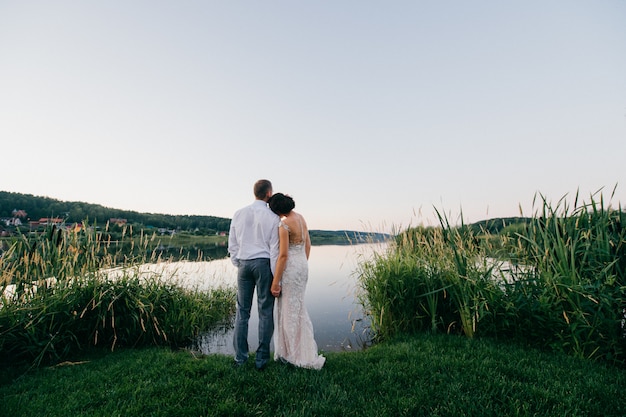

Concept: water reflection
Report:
left=146, top=243, right=387, bottom=355
left=152, top=243, right=228, bottom=262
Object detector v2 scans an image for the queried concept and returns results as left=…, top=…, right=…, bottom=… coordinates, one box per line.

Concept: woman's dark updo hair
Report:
left=268, top=193, right=295, bottom=215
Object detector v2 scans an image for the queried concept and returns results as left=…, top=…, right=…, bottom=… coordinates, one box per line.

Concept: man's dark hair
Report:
left=254, top=179, right=273, bottom=200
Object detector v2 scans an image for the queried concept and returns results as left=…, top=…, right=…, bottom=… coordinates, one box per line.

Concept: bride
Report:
left=268, top=193, right=325, bottom=370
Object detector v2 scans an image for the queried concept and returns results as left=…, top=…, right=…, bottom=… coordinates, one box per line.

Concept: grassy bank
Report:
left=1, top=333, right=625, bottom=417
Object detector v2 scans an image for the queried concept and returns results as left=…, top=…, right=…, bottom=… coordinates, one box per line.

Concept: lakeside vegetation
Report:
left=358, top=189, right=625, bottom=365
left=1, top=188, right=625, bottom=415
left=0, top=224, right=236, bottom=368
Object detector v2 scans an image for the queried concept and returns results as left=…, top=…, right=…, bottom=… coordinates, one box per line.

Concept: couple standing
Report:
left=228, top=179, right=325, bottom=370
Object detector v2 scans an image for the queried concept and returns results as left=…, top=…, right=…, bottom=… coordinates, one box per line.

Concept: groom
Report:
left=228, top=179, right=280, bottom=370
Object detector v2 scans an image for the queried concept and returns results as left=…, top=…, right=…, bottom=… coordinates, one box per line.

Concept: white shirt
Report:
left=228, top=199, right=280, bottom=273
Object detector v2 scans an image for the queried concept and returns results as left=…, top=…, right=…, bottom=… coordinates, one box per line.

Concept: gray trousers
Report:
left=233, top=258, right=275, bottom=368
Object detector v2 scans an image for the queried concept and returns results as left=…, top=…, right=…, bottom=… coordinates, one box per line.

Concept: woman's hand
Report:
left=271, top=282, right=281, bottom=297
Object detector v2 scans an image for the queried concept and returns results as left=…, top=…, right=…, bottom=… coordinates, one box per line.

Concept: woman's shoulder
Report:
left=293, top=212, right=307, bottom=229
left=284, top=212, right=305, bottom=226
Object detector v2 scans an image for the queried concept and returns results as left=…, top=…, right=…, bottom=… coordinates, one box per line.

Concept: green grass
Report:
left=1, top=333, right=624, bottom=417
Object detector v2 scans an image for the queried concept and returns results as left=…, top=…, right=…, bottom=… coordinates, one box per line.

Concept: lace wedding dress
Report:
left=274, top=220, right=326, bottom=370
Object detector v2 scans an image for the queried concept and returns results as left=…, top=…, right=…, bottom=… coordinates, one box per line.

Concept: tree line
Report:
left=0, top=191, right=231, bottom=234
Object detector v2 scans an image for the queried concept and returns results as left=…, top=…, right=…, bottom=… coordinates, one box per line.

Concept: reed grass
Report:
left=0, top=222, right=236, bottom=368
left=357, top=222, right=503, bottom=341
left=514, top=190, right=626, bottom=361
left=358, top=189, right=626, bottom=365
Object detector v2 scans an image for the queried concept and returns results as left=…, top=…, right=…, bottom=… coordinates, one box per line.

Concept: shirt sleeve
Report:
left=228, top=215, right=240, bottom=267
left=269, top=217, right=280, bottom=275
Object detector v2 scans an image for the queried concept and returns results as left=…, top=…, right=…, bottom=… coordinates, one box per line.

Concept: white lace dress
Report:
left=273, top=221, right=326, bottom=370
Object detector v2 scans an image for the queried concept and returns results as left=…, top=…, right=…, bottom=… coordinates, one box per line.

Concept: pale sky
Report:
left=1, top=1, right=625, bottom=233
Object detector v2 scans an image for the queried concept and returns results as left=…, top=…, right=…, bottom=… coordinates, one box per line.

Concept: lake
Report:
left=138, top=243, right=387, bottom=355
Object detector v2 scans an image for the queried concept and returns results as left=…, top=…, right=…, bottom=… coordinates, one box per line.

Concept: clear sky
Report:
left=1, top=1, right=625, bottom=233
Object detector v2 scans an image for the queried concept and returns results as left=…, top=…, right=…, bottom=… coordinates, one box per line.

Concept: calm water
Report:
left=144, top=243, right=387, bottom=355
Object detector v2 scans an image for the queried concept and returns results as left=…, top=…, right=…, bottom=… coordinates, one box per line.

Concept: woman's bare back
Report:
left=281, top=212, right=308, bottom=245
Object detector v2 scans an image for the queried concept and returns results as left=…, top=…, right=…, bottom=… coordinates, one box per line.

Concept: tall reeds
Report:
left=357, top=222, right=503, bottom=340
left=358, top=189, right=626, bottom=365
left=515, top=191, right=625, bottom=361
left=0, top=223, right=235, bottom=367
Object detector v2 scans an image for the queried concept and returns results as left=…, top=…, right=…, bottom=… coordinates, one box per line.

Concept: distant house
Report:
left=2, top=209, right=27, bottom=227
left=109, top=218, right=128, bottom=226
left=3, top=217, right=22, bottom=226
left=28, top=218, right=64, bottom=230
left=37, top=218, right=64, bottom=226
left=12, top=209, right=27, bottom=218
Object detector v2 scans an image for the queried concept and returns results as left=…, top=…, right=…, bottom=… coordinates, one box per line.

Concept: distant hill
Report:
left=0, top=191, right=230, bottom=233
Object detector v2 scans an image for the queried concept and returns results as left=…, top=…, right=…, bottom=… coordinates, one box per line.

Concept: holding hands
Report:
left=271, top=282, right=281, bottom=297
